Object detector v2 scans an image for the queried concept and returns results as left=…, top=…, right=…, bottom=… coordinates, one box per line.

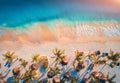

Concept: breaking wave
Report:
left=0, top=20, right=120, bottom=43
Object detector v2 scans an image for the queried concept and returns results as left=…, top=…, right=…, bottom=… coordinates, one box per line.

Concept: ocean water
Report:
left=0, top=0, right=120, bottom=43
left=0, top=0, right=120, bottom=27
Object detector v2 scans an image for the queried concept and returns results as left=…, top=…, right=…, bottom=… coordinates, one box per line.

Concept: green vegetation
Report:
left=0, top=48, right=119, bottom=83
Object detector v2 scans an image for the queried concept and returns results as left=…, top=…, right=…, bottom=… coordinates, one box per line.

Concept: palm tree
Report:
left=2, top=51, right=18, bottom=60
left=37, top=56, right=49, bottom=69
left=52, top=48, right=65, bottom=65
left=74, top=61, right=85, bottom=72
left=19, top=58, right=28, bottom=69
left=70, top=76, right=78, bottom=83
left=21, top=63, right=40, bottom=83
left=88, top=51, right=97, bottom=61
left=13, top=63, right=40, bottom=83
left=12, top=59, right=28, bottom=83
left=73, top=50, right=85, bottom=72
left=2, top=51, right=18, bottom=68
left=108, top=50, right=120, bottom=62
left=106, top=72, right=116, bottom=83
left=32, top=54, right=49, bottom=69
left=31, top=54, right=40, bottom=62
left=109, top=61, right=119, bottom=68
left=74, top=50, right=84, bottom=62
left=47, top=67, right=61, bottom=78
left=107, top=50, right=120, bottom=68
left=21, top=69, right=37, bottom=83
left=89, top=71, right=107, bottom=83
left=88, top=71, right=116, bottom=83
left=12, top=67, right=21, bottom=83
left=88, top=51, right=108, bottom=66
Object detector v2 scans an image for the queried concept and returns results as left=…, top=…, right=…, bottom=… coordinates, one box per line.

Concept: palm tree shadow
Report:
left=64, top=59, right=74, bottom=72
left=0, top=69, right=11, bottom=80
left=70, top=68, right=80, bottom=77
left=4, top=58, right=18, bottom=68
left=38, top=66, right=47, bottom=79
left=1, top=58, right=18, bottom=74
left=100, top=63, right=107, bottom=72
left=79, top=60, right=92, bottom=80
left=7, top=76, right=14, bottom=83
left=38, top=60, right=56, bottom=79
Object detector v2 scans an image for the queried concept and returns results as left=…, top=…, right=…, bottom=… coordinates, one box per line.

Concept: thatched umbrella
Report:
left=53, top=76, right=61, bottom=83
left=75, top=61, right=85, bottom=72
left=30, top=63, right=39, bottom=71
left=60, top=56, right=69, bottom=66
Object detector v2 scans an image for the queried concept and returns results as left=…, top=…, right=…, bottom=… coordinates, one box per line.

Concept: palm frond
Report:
left=19, top=58, right=28, bottom=68
left=31, top=54, right=40, bottom=62
left=37, top=56, right=49, bottom=68
left=70, top=77, right=78, bottom=83
left=107, top=72, right=116, bottom=83
left=2, top=51, right=15, bottom=60
left=11, top=55, right=18, bottom=59
left=53, top=48, right=65, bottom=57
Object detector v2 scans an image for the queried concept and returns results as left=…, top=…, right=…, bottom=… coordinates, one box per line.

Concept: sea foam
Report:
left=0, top=20, right=120, bottom=43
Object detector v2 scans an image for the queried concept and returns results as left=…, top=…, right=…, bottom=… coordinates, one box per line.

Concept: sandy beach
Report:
left=0, top=21, right=120, bottom=82
left=0, top=40, right=120, bottom=82
left=0, top=0, right=120, bottom=82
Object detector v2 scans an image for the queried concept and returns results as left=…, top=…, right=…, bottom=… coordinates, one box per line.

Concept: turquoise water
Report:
left=0, top=0, right=120, bottom=27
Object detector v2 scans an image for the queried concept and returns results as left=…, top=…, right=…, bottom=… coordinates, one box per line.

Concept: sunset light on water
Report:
left=0, top=0, right=120, bottom=83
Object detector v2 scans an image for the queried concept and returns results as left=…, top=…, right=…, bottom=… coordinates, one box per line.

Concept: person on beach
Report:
left=53, top=76, right=61, bottom=83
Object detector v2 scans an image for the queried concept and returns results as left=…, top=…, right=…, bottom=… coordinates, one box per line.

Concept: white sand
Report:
left=0, top=41, right=120, bottom=82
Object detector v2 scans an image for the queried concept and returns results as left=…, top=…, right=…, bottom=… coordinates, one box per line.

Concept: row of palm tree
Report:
left=82, top=71, right=116, bottom=83
left=0, top=48, right=119, bottom=83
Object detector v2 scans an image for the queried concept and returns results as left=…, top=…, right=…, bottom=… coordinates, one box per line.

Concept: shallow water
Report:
left=0, top=0, right=120, bottom=43
left=0, top=0, right=120, bottom=27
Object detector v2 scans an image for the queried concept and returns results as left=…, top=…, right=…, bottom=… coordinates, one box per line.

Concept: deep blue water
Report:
left=0, top=0, right=120, bottom=27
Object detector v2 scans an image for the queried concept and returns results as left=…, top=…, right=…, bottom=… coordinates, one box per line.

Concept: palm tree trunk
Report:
left=0, top=69, right=11, bottom=79
left=79, top=59, right=90, bottom=79
left=99, top=63, right=107, bottom=72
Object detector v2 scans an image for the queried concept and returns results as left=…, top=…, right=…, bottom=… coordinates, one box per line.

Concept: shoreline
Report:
left=0, top=20, right=120, bottom=44
left=0, top=40, right=120, bottom=51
